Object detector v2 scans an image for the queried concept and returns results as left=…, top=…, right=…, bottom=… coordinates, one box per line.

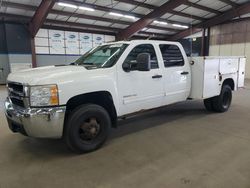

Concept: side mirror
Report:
left=136, top=53, right=151, bottom=71
left=122, top=62, right=131, bottom=72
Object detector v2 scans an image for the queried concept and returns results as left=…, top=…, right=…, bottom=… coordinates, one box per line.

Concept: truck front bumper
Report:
left=4, top=97, right=66, bottom=139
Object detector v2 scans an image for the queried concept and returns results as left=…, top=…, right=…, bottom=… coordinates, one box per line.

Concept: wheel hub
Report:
left=79, top=117, right=100, bottom=141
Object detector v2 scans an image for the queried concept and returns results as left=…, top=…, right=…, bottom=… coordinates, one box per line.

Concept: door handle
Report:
left=180, top=71, right=189, bottom=75
left=152, top=75, right=162, bottom=79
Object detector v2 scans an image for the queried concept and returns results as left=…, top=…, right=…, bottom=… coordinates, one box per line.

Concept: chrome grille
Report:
left=7, top=82, right=27, bottom=108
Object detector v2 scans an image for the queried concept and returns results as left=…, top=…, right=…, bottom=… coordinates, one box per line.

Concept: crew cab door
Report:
left=158, top=44, right=191, bottom=104
left=117, top=44, right=165, bottom=116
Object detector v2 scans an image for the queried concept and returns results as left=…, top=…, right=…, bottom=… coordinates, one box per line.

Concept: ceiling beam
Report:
left=42, top=25, right=116, bottom=36
left=169, top=1, right=250, bottom=40
left=116, top=0, right=155, bottom=9
left=111, top=0, right=205, bottom=21
left=168, top=10, right=205, bottom=21
left=183, top=2, right=221, bottom=15
left=0, top=13, right=169, bottom=39
left=0, top=13, right=31, bottom=22
left=43, top=25, right=167, bottom=39
left=50, top=10, right=179, bottom=33
left=44, top=19, right=170, bottom=38
left=60, top=0, right=188, bottom=26
left=45, top=19, right=120, bottom=33
left=117, top=0, right=220, bottom=15
left=218, top=0, right=238, bottom=8
left=1, top=1, right=180, bottom=33
left=117, top=0, right=188, bottom=40
left=29, top=0, right=56, bottom=37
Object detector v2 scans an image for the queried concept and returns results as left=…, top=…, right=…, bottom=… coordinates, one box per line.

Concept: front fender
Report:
left=57, top=69, right=120, bottom=115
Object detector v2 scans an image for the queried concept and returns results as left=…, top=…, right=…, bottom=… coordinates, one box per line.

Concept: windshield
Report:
left=74, top=43, right=128, bottom=69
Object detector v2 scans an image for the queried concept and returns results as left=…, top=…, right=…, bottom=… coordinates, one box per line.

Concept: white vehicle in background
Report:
left=4, top=40, right=246, bottom=153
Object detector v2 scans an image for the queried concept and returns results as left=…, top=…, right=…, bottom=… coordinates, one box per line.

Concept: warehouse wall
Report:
left=35, top=29, right=115, bottom=66
left=36, top=55, right=80, bottom=67
left=0, top=22, right=32, bottom=84
left=209, top=19, right=250, bottom=78
left=0, top=23, right=9, bottom=84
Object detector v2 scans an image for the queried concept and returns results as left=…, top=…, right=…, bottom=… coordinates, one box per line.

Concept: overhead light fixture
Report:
left=109, top=12, right=136, bottom=20
left=153, top=20, right=168, bottom=25
left=172, top=24, right=189, bottom=29
left=79, top=6, right=95, bottom=11
left=58, top=2, right=95, bottom=11
left=124, top=15, right=136, bottom=20
left=58, top=2, right=77, bottom=9
left=109, top=12, right=123, bottom=17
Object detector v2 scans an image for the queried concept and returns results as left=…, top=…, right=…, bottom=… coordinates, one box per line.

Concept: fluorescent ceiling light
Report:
left=124, top=15, right=136, bottom=20
left=109, top=12, right=123, bottom=17
left=58, top=2, right=77, bottom=9
left=109, top=12, right=136, bottom=20
left=172, top=24, right=189, bottom=29
left=159, top=21, right=168, bottom=25
left=153, top=20, right=168, bottom=25
left=79, top=6, right=95, bottom=11
left=153, top=20, right=160, bottom=24
left=58, top=2, right=95, bottom=11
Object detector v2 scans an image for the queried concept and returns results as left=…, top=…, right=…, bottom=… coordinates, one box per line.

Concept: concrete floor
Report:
left=1, top=81, right=250, bottom=188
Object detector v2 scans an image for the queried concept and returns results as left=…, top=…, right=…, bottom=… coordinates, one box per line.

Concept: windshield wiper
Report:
left=83, top=62, right=94, bottom=65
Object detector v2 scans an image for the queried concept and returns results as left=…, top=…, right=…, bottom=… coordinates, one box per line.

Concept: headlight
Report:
left=30, top=85, right=59, bottom=107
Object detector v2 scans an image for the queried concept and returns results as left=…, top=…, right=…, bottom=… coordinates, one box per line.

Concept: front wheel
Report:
left=204, top=85, right=232, bottom=113
left=64, top=104, right=111, bottom=153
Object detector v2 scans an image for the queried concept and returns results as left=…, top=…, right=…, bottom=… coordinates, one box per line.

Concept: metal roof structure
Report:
left=1, top=0, right=250, bottom=39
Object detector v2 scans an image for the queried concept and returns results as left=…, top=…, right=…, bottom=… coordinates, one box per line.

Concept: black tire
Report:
left=204, top=85, right=232, bottom=113
left=64, top=104, right=111, bottom=153
left=204, top=97, right=214, bottom=111
left=212, top=85, right=232, bottom=112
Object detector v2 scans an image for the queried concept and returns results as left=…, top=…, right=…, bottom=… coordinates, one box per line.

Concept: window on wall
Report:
left=35, top=29, right=116, bottom=55
left=124, top=44, right=159, bottom=69
left=159, top=44, right=184, bottom=67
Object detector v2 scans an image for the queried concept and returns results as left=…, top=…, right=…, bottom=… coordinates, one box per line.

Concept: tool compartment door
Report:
left=238, top=57, right=246, bottom=88
left=219, top=58, right=238, bottom=74
left=203, top=58, right=221, bottom=99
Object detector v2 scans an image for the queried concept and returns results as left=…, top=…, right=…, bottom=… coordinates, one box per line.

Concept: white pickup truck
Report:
left=5, top=40, right=246, bottom=153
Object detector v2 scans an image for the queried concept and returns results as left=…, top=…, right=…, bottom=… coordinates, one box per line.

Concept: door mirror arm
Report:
left=122, top=62, right=131, bottom=72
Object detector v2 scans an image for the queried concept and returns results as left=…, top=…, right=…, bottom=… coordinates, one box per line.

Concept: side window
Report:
left=124, top=44, right=158, bottom=69
left=159, top=44, right=184, bottom=67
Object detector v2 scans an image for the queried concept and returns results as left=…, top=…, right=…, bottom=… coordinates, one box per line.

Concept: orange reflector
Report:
left=50, top=85, right=59, bottom=105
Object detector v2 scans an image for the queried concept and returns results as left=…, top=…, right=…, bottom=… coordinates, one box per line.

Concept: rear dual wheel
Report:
left=204, top=85, right=232, bottom=113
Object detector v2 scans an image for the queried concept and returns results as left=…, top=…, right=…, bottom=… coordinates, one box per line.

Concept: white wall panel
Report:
left=36, top=29, right=48, bottom=38
left=65, top=31, right=80, bottom=55
left=244, top=43, right=250, bottom=78
left=231, top=43, right=245, bottom=56
left=49, top=30, right=65, bottom=54
left=93, top=34, right=104, bottom=47
left=36, top=29, right=115, bottom=56
left=219, top=44, right=232, bottom=56
left=35, top=46, right=49, bottom=54
left=105, top=35, right=115, bottom=42
left=79, top=33, right=93, bottom=55
left=35, top=37, right=49, bottom=46
left=209, top=45, right=220, bottom=56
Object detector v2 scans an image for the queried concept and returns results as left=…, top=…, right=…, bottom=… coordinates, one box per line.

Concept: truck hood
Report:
left=7, top=65, right=88, bottom=85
